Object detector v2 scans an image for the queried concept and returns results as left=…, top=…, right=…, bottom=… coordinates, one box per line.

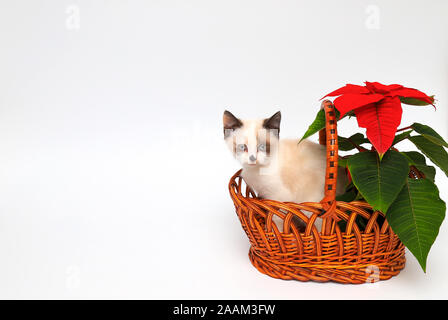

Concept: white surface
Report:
left=0, top=0, right=447, bottom=299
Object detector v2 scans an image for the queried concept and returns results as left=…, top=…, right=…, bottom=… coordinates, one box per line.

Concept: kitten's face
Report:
left=223, top=110, right=281, bottom=167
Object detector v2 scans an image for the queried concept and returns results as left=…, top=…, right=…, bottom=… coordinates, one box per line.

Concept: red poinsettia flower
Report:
left=322, top=81, right=435, bottom=157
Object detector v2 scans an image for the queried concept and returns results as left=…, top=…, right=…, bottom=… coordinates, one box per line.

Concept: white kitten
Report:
left=223, top=110, right=347, bottom=232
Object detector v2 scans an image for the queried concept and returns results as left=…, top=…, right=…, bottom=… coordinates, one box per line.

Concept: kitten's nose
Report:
left=249, top=155, right=257, bottom=162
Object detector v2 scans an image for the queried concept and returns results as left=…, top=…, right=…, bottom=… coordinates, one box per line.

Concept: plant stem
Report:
left=396, top=125, right=413, bottom=133
left=347, top=137, right=369, bottom=152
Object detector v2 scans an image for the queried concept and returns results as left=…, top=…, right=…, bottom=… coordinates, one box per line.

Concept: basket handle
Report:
left=318, top=100, right=339, bottom=224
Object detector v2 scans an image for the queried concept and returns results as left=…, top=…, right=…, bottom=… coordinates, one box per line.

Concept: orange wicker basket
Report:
left=228, top=101, right=406, bottom=284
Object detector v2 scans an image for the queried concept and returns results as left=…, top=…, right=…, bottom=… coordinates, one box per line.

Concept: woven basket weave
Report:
left=228, top=101, right=407, bottom=284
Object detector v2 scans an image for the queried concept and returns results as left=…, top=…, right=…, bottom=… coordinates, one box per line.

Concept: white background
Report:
left=0, top=0, right=447, bottom=299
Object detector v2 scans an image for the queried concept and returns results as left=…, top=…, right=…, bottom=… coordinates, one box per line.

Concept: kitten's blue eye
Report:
left=237, top=144, right=246, bottom=152
left=258, top=144, right=266, bottom=152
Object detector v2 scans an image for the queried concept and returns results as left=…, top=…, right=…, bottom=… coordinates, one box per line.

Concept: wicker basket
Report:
left=228, top=101, right=406, bottom=284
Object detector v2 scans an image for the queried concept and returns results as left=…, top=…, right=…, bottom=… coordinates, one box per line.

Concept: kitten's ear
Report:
left=223, top=110, right=243, bottom=137
left=263, top=111, right=281, bottom=135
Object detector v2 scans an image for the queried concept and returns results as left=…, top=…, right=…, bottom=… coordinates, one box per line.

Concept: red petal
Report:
left=355, top=97, right=403, bottom=155
left=365, top=81, right=403, bottom=94
left=321, top=84, right=370, bottom=99
left=333, top=93, right=384, bottom=117
left=388, top=87, right=435, bottom=105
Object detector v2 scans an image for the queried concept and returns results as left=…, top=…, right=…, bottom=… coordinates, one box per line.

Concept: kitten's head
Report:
left=223, top=110, right=281, bottom=167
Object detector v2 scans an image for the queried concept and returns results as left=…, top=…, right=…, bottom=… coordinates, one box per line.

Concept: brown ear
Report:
left=223, top=110, right=243, bottom=137
left=263, top=111, right=281, bottom=135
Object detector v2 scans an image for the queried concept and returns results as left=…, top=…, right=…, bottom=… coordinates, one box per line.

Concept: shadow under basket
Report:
left=228, top=101, right=406, bottom=284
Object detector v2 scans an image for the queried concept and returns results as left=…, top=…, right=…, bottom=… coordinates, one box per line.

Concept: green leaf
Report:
left=300, top=108, right=341, bottom=142
left=347, top=150, right=409, bottom=213
left=337, top=215, right=368, bottom=232
left=387, top=178, right=446, bottom=272
left=411, top=123, right=448, bottom=148
left=401, top=151, right=436, bottom=182
left=336, top=188, right=357, bottom=202
left=338, top=133, right=369, bottom=151
left=409, top=135, right=448, bottom=177
left=337, top=156, right=348, bottom=168
left=392, top=130, right=412, bottom=146
left=400, top=95, right=435, bottom=106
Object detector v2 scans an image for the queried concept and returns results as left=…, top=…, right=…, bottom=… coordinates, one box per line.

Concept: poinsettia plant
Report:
left=301, top=81, right=447, bottom=272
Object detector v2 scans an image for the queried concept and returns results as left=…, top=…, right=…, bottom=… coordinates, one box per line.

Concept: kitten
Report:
left=223, top=109, right=347, bottom=232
